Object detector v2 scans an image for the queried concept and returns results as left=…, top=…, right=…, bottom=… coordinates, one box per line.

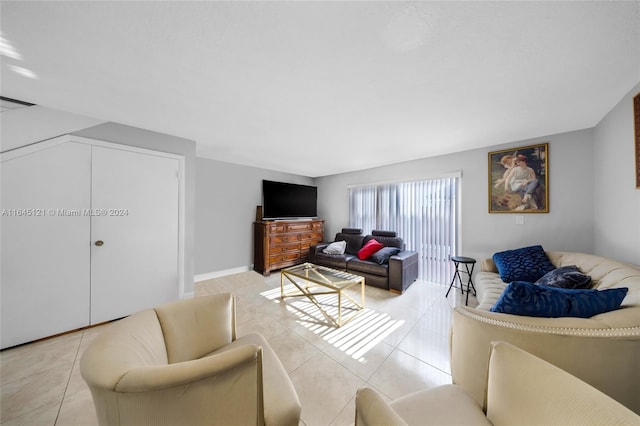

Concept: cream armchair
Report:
left=355, top=341, right=639, bottom=426
left=80, top=293, right=301, bottom=426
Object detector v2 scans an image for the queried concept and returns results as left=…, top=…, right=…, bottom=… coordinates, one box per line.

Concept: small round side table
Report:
left=446, top=256, right=477, bottom=306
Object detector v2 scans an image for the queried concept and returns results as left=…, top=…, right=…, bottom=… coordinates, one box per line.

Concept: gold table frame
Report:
left=280, top=263, right=365, bottom=327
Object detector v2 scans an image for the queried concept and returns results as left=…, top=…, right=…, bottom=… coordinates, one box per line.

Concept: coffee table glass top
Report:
left=282, top=263, right=364, bottom=290
left=280, top=263, right=365, bottom=327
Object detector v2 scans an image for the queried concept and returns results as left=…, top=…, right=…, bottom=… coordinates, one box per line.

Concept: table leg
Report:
left=446, top=261, right=463, bottom=298
left=464, top=262, right=476, bottom=306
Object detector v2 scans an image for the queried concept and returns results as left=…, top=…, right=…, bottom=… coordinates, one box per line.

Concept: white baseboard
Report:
left=194, top=265, right=254, bottom=282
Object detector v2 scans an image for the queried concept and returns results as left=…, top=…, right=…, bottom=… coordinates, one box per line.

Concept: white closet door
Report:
left=90, top=146, right=179, bottom=324
left=1, top=142, right=91, bottom=349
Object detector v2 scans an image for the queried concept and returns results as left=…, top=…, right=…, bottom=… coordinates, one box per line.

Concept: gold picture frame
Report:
left=488, top=143, right=549, bottom=213
left=634, top=92, right=640, bottom=189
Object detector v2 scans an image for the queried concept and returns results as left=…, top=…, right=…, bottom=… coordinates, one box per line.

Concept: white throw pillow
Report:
left=323, top=240, right=347, bottom=255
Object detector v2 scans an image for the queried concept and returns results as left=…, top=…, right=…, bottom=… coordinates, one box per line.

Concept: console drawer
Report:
left=286, top=222, right=313, bottom=232
left=268, top=223, right=286, bottom=233
left=271, top=234, right=301, bottom=244
left=269, top=243, right=300, bottom=255
left=269, top=252, right=299, bottom=265
left=300, top=231, right=323, bottom=242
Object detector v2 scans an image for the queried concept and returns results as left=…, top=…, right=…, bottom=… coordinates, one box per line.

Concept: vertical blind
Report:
left=349, top=176, right=459, bottom=285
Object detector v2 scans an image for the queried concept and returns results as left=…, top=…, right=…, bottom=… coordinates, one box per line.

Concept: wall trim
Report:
left=194, top=265, right=254, bottom=282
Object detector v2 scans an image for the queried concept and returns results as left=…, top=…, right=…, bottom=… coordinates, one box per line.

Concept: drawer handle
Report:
left=95, top=240, right=104, bottom=247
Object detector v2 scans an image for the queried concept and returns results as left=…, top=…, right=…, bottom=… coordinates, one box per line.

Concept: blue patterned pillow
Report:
left=535, top=265, right=592, bottom=289
left=492, top=245, right=555, bottom=283
left=490, top=281, right=628, bottom=318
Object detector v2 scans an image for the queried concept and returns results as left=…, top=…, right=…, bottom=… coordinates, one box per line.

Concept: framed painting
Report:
left=488, top=142, right=549, bottom=213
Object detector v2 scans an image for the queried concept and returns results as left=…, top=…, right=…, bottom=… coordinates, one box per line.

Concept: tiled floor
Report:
left=0, top=271, right=475, bottom=426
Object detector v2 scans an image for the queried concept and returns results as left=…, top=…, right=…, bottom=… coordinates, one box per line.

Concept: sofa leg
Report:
left=389, top=289, right=402, bottom=295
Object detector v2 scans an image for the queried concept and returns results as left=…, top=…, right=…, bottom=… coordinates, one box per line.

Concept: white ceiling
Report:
left=1, top=1, right=639, bottom=177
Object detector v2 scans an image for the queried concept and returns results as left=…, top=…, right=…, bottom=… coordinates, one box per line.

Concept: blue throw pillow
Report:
left=535, top=265, right=592, bottom=289
left=490, top=280, right=628, bottom=318
left=369, top=247, right=401, bottom=264
left=492, top=245, right=555, bottom=283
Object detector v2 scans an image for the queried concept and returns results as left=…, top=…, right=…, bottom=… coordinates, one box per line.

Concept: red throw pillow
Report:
left=358, top=239, right=384, bottom=260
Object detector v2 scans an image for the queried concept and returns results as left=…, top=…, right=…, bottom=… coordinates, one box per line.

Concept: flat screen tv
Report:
left=262, top=180, right=317, bottom=220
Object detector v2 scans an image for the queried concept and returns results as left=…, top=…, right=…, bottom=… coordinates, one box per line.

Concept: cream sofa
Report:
left=80, top=293, right=301, bottom=426
left=451, top=251, right=640, bottom=414
left=356, top=341, right=639, bottom=425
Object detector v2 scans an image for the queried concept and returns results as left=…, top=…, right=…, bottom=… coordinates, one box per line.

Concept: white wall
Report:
left=593, top=81, right=640, bottom=265
left=195, top=157, right=314, bottom=275
left=316, top=128, right=596, bottom=266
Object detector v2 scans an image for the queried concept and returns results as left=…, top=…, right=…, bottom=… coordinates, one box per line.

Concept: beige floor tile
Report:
left=267, top=331, right=320, bottom=374
left=55, top=389, right=98, bottom=426
left=1, top=365, right=70, bottom=423
left=397, top=323, right=451, bottom=374
left=0, top=333, right=81, bottom=385
left=0, top=400, right=59, bottom=426
left=367, top=348, right=452, bottom=401
left=323, top=338, right=395, bottom=383
left=236, top=312, right=290, bottom=340
left=379, top=316, right=419, bottom=348
left=290, top=352, right=364, bottom=426
left=329, top=396, right=356, bottom=426
left=64, top=361, right=89, bottom=399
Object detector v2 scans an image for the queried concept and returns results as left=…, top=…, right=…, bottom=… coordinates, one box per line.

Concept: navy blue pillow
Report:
left=369, top=247, right=401, bottom=264
left=492, top=245, right=555, bottom=283
left=490, top=281, right=628, bottom=318
left=535, top=265, right=592, bottom=289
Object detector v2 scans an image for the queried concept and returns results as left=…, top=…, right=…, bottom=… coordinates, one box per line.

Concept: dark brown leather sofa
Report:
left=309, top=229, right=419, bottom=294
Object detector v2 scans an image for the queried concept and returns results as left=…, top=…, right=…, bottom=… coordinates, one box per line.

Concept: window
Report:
left=349, top=176, right=459, bottom=284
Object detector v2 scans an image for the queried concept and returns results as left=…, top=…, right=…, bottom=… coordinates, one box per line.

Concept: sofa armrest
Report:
left=451, top=306, right=640, bottom=414
left=309, top=243, right=329, bottom=263
left=355, top=387, right=408, bottom=426
left=106, top=344, right=263, bottom=426
left=388, top=251, right=419, bottom=293
left=487, top=341, right=640, bottom=424
left=115, top=344, right=261, bottom=392
left=480, top=258, right=497, bottom=273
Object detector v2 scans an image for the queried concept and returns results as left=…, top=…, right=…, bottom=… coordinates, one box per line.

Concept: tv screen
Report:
left=262, top=180, right=317, bottom=220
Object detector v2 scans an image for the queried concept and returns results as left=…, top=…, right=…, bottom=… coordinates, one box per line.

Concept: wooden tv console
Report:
left=253, top=219, right=324, bottom=275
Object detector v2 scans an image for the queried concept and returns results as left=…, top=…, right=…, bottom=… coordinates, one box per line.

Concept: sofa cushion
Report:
left=490, top=280, right=628, bottom=318
left=358, top=239, right=384, bottom=260
left=315, top=252, right=355, bottom=270
left=535, top=265, right=592, bottom=289
left=370, top=247, right=401, bottom=265
left=492, top=245, right=555, bottom=283
left=348, top=258, right=389, bottom=277
left=335, top=233, right=366, bottom=255
left=323, top=240, right=347, bottom=255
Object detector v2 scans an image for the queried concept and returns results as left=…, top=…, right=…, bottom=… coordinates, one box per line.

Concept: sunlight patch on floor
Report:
left=261, top=284, right=404, bottom=361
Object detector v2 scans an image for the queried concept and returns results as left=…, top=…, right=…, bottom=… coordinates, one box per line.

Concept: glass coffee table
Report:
left=280, top=263, right=365, bottom=327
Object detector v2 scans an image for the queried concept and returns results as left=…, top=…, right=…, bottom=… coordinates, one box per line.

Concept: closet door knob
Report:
left=95, top=240, right=104, bottom=247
